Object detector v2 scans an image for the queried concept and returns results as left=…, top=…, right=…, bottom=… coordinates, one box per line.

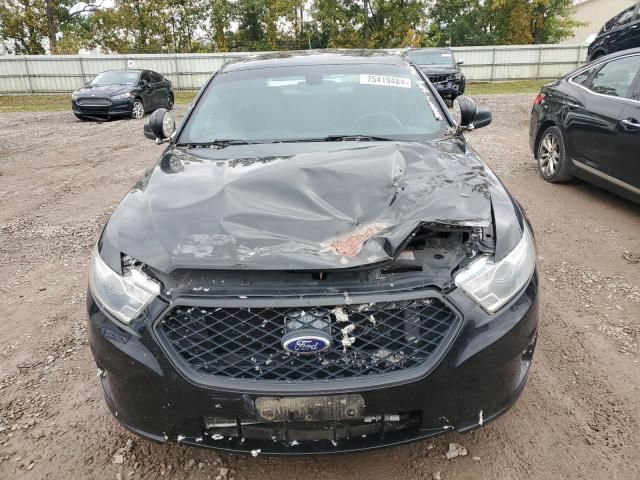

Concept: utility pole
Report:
left=46, top=0, right=57, bottom=53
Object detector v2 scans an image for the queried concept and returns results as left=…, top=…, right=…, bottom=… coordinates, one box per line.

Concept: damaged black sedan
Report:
left=87, top=51, right=539, bottom=455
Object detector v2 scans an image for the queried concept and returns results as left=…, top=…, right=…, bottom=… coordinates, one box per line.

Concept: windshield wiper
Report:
left=275, top=135, right=395, bottom=143
left=178, top=139, right=253, bottom=149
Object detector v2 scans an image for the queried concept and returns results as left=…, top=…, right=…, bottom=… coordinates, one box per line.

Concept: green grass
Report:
left=174, top=91, right=197, bottom=104
left=0, top=94, right=70, bottom=112
left=0, top=90, right=197, bottom=113
left=0, top=81, right=549, bottom=113
left=466, top=79, right=552, bottom=95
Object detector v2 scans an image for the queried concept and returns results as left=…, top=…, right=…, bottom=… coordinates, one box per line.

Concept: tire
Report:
left=131, top=99, right=145, bottom=119
left=459, top=77, right=466, bottom=95
left=536, top=126, right=573, bottom=183
left=588, top=51, right=605, bottom=62
left=167, top=93, right=174, bottom=110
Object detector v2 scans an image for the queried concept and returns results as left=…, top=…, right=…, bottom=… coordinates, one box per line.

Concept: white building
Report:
left=562, top=0, right=639, bottom=44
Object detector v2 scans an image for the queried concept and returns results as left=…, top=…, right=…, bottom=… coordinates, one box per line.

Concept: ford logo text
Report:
left=281, top=332, right=331, bottom=355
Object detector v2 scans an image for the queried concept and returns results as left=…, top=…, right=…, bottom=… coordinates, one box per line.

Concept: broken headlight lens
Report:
left=88, top=249, right=160, bottom=324
left=454, top=225, right=536, bottom=314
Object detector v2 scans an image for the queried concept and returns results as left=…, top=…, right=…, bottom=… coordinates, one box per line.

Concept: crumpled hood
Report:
left=101, top=141, right=502, bottom=273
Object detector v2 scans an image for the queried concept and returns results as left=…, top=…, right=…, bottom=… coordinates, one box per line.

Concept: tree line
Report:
left=0, top=0, right=581, bottom=55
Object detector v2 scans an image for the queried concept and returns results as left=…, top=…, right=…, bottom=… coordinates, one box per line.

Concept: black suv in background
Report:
left=71, top=69, right=174, bottom=121
left=406, top=48, right=465, bottom=105
left=587, top=2, right=640, bottom=61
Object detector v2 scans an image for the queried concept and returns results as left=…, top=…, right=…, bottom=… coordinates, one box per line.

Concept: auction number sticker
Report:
left=360, top=74, right=411, bottom=88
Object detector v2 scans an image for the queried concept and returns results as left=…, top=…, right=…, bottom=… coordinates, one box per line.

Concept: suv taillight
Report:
left=533, top=93, right=545, bottom=106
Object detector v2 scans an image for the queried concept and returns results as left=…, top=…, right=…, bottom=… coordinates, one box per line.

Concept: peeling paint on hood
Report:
left=101, top=140, right=499, bottom=273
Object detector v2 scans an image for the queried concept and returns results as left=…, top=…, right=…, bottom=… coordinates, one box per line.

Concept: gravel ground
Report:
left=0, top=94, right=639, bottom=479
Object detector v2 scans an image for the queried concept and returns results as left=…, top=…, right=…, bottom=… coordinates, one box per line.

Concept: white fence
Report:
left=0, top=44, right=589, bottom=94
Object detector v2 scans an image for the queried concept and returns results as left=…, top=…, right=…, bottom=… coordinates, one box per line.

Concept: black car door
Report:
left=612, top=68, right=640, bottom=188
left=565, top=54, right=640, bottom=177
left=139, top=71, right=155, bottom=109
left=150, top=71, right=168, bottom=108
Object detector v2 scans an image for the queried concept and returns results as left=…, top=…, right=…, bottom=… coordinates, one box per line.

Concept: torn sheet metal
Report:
left=102, top=140, right=497, bottom=273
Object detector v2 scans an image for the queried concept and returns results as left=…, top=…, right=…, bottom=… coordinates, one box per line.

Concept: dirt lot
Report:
left=1, top=94, right=639, bottom=480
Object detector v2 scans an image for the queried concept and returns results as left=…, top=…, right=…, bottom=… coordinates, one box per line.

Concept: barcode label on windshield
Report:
left=360, top=74, right=411, bottom=88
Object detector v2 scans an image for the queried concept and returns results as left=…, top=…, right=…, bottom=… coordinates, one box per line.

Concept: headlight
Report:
left=111, top=92, right=132, bottom=100
left=454, top=224, right=536, bottom=313
left=451, top=72, right=462, bottom=81
left=71, top=92, right=79, bottom=101
left=88, top=249, right=160, bottom=324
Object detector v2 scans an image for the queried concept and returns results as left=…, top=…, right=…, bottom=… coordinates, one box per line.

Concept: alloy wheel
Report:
left=132, top=101, right=144, bottom=119
left=539, top=133, right=560, bottom=177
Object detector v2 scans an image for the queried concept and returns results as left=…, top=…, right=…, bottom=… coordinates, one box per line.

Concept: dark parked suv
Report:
left=587, top=2, right=640, bottom=61
left=87, top=51, right=538, bottom=455
left=72, top=69, right=174, bottom=121
left=406, top=48, right=466, bottom=105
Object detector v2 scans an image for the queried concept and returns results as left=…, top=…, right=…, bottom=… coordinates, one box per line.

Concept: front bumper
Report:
left=430, top=78, right=464, bottom=99
left=529, top=105, right=543, bottom=155
left=87, top=275, right=539, bottom=455
left=72, top=97, right=134, bottom=118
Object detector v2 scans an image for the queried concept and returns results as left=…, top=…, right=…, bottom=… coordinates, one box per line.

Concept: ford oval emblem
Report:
left=281, top=330, right=331, bottom=355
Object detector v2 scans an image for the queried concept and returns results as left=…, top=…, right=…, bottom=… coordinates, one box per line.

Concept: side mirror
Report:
left=144, top=108, right=176, bottom=143
left=452, top=96, right=492, bottom=130
left=457, top=59, right=465, bottom=66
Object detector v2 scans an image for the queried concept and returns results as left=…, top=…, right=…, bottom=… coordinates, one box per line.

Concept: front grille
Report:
left=157, top=297, right=458, bottom=382
left=77, top=98, right=111, bottom=107
left=428, top=74, right=450, bottom=84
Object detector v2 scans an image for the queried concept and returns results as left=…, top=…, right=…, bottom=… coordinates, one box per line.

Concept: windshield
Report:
left=178, top=63, right=447, bottom=144
left=90, top=71, right=139, bottom=86
left=407, top=51, right=455, bottom=66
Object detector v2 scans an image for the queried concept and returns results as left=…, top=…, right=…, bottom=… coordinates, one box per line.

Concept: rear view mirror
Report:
left=144, top=108, right=176, bottom=143
left=452, top=96, right=492, bottom=130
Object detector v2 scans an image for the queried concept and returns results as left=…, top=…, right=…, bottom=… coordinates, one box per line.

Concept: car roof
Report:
left=99, top=69, right=144, bottom=74
left=222, top=50, right=409, bottom=72
left=566, top=47, right=640, bottom=78
left=406, top=48, right=453, bottom=54
left=605, top=46, right=640, bottom=57
left=588, top=47, right=640, bottom=65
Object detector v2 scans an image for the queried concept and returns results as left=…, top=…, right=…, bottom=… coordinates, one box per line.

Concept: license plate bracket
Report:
left=255, top=395, right=365, bottom=422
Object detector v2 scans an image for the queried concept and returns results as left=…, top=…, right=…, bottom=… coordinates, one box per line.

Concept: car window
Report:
left=179, top=63, right=448, bottom=144
left=615, top=6, right=636, bottom=27
left=90, top=70, right=139, bottom=86
left=601, top=15, right=618, bottom=33
left=571, top=66, right=598, bottom=86
left=407, top=51, right=455, bottom=66
left=589, top=56, right=640, bottom=98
